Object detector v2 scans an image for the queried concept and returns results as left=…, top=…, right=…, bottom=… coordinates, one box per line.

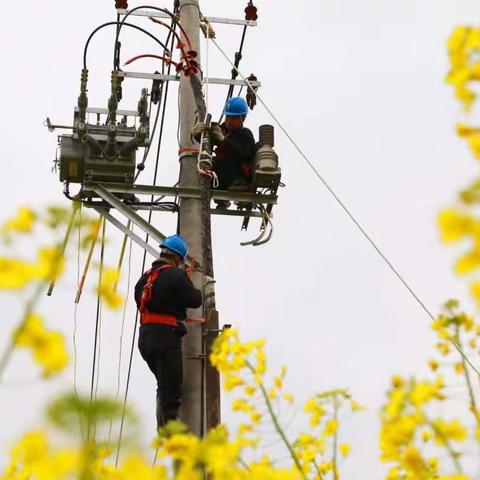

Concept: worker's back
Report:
left=134, top=260, right=202, bottom=323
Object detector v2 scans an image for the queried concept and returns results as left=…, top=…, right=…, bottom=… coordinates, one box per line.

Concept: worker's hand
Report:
left=211, top=124, right=225, bottom=145
left=192, top=121, right=206, bottom=141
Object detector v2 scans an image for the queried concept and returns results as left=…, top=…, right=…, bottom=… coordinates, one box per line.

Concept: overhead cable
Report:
left=210, top=37, right=480, bottom=378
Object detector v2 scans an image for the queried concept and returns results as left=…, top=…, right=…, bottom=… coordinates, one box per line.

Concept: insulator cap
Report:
left=259, top=124, right=274, bottom=147
left=245, top=2, right=258, bottom=21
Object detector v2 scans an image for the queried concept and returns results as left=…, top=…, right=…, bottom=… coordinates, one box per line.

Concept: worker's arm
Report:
left=177, top=270, right=203, bottom=308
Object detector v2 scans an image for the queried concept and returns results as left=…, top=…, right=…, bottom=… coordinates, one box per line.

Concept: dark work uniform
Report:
left=135, top=259, right=202, bottom=428
left=213, top=125, right=256, bottom=190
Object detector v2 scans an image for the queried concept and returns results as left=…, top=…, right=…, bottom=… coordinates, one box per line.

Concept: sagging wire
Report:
left=94, top=220, right=106, bottom=403
left=107, top=237, right=133, bottom=448
left=116, top=4, right=180, bottom=464
left=73, top=205, right=82, bottom=398
left=87, top=217, right=105, bottom=443
left=84, top=21, right=171, bottom=70
left=210, top=36, right=480, bottom=379
left=114, top=6, right=199, bottom=76
left=135, top=20, right=177, bottom=180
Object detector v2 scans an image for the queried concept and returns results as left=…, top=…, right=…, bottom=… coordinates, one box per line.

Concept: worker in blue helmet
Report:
left=193, top=97, right=255, bottom=196
left=135, top=234, right=202, bottom=429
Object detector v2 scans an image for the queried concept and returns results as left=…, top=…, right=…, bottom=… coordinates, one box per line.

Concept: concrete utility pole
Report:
left=177, top=0, right=220, bottom=436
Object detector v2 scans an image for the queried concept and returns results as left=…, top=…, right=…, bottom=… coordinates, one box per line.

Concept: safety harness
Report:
left=139, top=264, right=179, bottom=327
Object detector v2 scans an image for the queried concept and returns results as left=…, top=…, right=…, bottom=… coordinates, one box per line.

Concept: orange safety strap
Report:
left=186, top=317, right=206, bottom=324
left=139, top=264, right=173, bottom=315
left=141, top=312, right=179, bottom=327
left=178, top=146, right=200, bottom=155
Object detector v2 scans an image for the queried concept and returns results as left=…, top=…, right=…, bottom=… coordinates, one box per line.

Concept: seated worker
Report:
left=193, top=97, right=255, bottom=191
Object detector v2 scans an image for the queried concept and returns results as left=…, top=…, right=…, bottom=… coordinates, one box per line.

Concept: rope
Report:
left=210, top=37, right=480, bottom=379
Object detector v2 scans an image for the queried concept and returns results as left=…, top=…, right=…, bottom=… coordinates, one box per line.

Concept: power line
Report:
left=88, top=217, right=106, bottom=442
left=210, top=36, right=480, bottom=379
left=115, top=12, right=178, bottom=465
left=108, top=237, right=133, bottom=448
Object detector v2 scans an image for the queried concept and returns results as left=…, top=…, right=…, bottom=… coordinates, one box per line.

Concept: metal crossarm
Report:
left=89, top=182, right=167, bottom=245
left=88, top=182, right=200, bottom=267
left=117, top=9, right=258, bottom=26
left=83, top=181, right=278, bottom=205
left=115, top=71, right=261, bottom=88
left=93, top=207, right=160, bottom=258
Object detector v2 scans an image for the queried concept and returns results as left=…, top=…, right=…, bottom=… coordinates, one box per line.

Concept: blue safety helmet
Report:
left=224, top=97, right=249, bottom=117
left=160, top=235, right=188, bottom=260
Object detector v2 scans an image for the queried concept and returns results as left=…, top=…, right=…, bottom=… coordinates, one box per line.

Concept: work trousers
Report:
left=213, top=156, right=246, bottom=190
left=138, top=323, right=184, bottom=428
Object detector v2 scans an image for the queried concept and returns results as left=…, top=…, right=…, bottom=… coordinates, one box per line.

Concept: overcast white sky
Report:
left=1, top=0, right=479, bottom=477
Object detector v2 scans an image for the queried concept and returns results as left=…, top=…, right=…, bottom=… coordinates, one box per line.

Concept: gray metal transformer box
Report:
left=58, top=107, right=149, bottom=185
left=59, top=131, right=138, bottom=184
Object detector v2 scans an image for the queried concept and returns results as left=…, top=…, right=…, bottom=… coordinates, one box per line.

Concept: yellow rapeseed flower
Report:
left=438, top=210, right=472, bottom=243
left=470, top=282, right=480, bottom=305
left=454, top=362, right=464, bottom=374
left=401, top=445, right=425, bottom=474
left=0, top=257, right=37, bottom=289
left=224, top=374, right=244, bottom=391
left=283, top=392, right=294, bottom=404
left=454, top=248, right=480, bottom=274
left=339, top=443, right=351, bottom=457
left=13, top=314, right=69, bottom=377
left=1, top=207, right=36, bottom=236
left=428, top=359, right=439, bottom=371
left=304, top=397, right=326, bottom=427
left=10, top=430, right=49, bottom=465
left=35, top=247, right=65, bottom=282
left=98, top=268, right=124, bottom=309
left=432, top=419, right=467, bottom=444
left=322, top=419, right=338, bottom=437
left=409, top=381, right=444, bottom=407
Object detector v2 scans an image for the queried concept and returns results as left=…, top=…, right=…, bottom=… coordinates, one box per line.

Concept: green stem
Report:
left=426, top=416, right=463, bottom=474
left=332, top=402, right=339, bottom=480
left=455, top=328, right=480, bottom=428
left=0, top=240, right=65, bottom=382
left=313, top=460, right=325, bottom=480
left=0, top=281, right=45, bottom=382
left=249, top=364, right=306, bottom=479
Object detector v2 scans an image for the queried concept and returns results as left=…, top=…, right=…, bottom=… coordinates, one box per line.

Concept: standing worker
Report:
left=193, top=97, right=256, bottom=192
left=135, top=234, right=202, bottom=429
